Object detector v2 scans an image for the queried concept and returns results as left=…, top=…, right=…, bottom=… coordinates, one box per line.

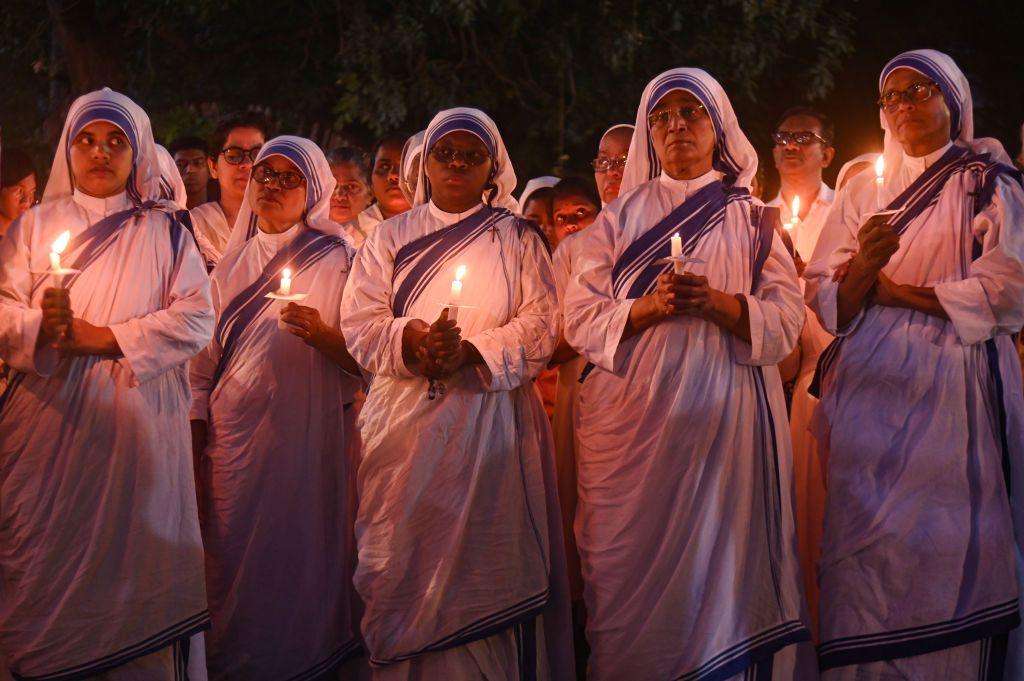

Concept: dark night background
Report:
left=2, top=0, right=1022, bottom=197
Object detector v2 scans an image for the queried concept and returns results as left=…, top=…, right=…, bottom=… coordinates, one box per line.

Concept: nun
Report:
left=339, top=107, right=573, bottom=680
left=0, top=88, right=213, bottom=680
left=189, top=136, right=363, bottom=680
left=562, top=68, right=808, bottom=680
left=805, top=49, right=1024, bottom=680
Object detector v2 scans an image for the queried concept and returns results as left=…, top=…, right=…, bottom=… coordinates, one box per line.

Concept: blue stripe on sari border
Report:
left=886, top=145, right=968, bottom=235
left=11, top=611, right=210, bottom=681
left=369, top=589, right=549, bottom=666
left=516, top=618, right=537, bottom=681
left=750, top=205, right=778, bottom=292
left=753, top=366, right=785, bottom=611
left=212, top=236, right=340, bottom=387
left=392, top=207, right=505, bottom=280
left=818, top=601, right=1019, bottom=670
left=391, top=207, right=506, bottom=318
left=282, top=638, right=362, bottom=681
left=674, top=620, right=809, bottom=681
left=808, top=337, right=843, bottom=399
left=0, top=370, right=26, bottom=414
left=985, top=338, right=1013, bottom=494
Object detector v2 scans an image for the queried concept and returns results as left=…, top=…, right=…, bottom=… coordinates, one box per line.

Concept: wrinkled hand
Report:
left=57, top=318, right=119, bottom=357
left=832, top=254, right=856, bottom=282
left=281, top=303, right=329, bottom=347
left=38, top=287, right=72, bottom=347
left=855, top=216, right=900, bottom=273
left=871, top=272, right=903, bottom=307
left=652, top=272, right=715, bottom=318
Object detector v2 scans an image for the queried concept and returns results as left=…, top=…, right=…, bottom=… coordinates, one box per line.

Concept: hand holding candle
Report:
left=670, top=233, right=683, bottom=275
left=448, top=265, right=466, bottom=321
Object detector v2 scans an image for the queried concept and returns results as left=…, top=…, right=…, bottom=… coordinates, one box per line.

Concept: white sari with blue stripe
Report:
left=562, top=170, right=808, bottom=681
left=339, top=198, right=574, bottom=680
left=0, top=89, right=213, bottom=680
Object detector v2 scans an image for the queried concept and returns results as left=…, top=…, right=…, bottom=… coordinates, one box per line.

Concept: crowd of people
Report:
left=1, top=47, right=1023, bottom=681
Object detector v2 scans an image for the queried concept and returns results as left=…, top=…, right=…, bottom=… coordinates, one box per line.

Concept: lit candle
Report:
left=670, top=232, right=683, bottom=274
left=875, top=154, right=885, bottom=210
left=790, top=195, right=801, bottom=226
left=50, top=230, right=71, bottom=271
left=448, top=265, right=466, bottom=320
left=280, top=268, right=292, bottom=296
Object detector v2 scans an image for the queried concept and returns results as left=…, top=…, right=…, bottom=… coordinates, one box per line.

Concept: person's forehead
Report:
left=375, top=141, right=405, bottom=160
left=599, top=129, right=631, bottom=154
left=261, top=154, right=301, bottom=173
left=882, top=66, right=928, bottom=90
left=553, top=195, right=597, bottom=212
left=174, top=148, right=206, bottom=160
left=777, top=114, right=824, bottom=134
left=224, top=126, right=265, bottom=146
left=651, top=89, right=700, bottom=111
left=331, top=162, right=363, bottom=178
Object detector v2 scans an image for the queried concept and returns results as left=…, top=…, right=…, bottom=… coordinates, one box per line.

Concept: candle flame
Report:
left=875, top=154, right=885, bottom=178
left=52, top=230, right=71, bottom=255
left=673, top=232, right=680, bottom=238
left=282, top=268, right=291, bottom=279
left=791, top=195, right=800, bottom=221
left=455, top=265, right=466, bottom=281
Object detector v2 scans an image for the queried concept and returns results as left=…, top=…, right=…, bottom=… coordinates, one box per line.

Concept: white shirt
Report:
left=768, top=180, right=835, bottom=260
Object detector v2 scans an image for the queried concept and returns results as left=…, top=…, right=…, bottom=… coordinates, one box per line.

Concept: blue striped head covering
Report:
left=155, top=144, right=187, bottom=206
left=226, top=135, right=349, bottom=252
left=620, top=68, right=758, bottom=195
left=43, top=88, right=163, bottom=206
left=414, top=108, right=518, bottom=211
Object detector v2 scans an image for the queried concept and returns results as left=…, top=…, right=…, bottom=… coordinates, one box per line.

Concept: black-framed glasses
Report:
left=647, top=104, right=707, bottom=129
left=429, top=146, right=492, bottom=167
left=251, top=163, right=306, bottom=190
left=771, top=130, right=830, bottom=147
left=220, top=146, right=262, bottom=165
left=592, top=156, right=627, bottom=173
left=878, top=81, right=939, bottom=112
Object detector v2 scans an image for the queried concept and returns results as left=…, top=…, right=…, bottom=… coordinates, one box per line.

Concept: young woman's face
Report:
left=329, top=162, right=371, bottom=223
left=372, top=140, right=412, bottom=217
left=0, top=173, right=37, bottom=222
left=69, top=121, right=133, bottom=198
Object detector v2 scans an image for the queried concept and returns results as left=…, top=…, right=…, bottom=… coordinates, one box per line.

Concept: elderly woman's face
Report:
left=649, top=90, right=716, bottom=176
left=249, top=155, right=307, bottom=230
left=69, top=121, right=134, bottom=198
left=881, top=67, right=951, bottom=151
left=424, top=131, right=493, bottom=210
left=330, top=162, right=370, bottom=223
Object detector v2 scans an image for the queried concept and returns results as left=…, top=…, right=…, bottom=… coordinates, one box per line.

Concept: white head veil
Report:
left=224, top=135, right=345, bottom=254
left=517, top=176, right=560, bottom=210
left=600, top=123, right=635, bottom=143
left=155, top=144, right=187, bottom=207
left=620, top=68, right=758, bottom=195
left=43, top=87, right=164, bottom=207
left=834, top=152, right=880, bottom=192
left=877, top=49, right=1013, bottom=186
left=399, top=130, right=425, bottom=204
left=413, top=108, right=518, bottom=211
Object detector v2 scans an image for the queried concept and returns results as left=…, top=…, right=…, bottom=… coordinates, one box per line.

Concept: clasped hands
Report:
left=404, top=308, right=470, bottom=380
left=37, top=287, right=120, bottom=357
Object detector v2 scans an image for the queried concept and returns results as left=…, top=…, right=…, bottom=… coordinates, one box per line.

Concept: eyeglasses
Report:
left=220, top=146, right=262, bottom=165
left=333, top=181, right=367, bottom=197
left=429, top=146, right=492, bottom=167
left=878, top=81, right=940, bottom=112
left=647, top=104, right=707, bottom=129
left=554, top=206, right=595, bottom=226
left=251, top=164, right=306, bottom=190
left=771, top=131, right=830, bottom=147
left=592, top=156, right=627, bottom=173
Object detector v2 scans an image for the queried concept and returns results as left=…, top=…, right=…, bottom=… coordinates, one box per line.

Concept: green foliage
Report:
left=1, top=0, right=855, bottom=180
